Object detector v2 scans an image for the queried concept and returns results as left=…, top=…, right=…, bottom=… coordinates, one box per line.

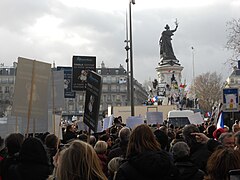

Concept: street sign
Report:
left=222, top=88, right=239, bottom=112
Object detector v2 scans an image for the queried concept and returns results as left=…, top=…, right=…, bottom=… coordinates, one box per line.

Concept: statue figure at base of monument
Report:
left=159, top=20, right=178, bottom=60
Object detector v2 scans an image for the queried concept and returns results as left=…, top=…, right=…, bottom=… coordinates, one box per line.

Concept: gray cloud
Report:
left=0, top=0, right=238, bottom=86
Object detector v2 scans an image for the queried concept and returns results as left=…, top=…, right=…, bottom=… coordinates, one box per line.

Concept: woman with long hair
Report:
left=115, top=124, right=178, bottom=180
left=204, top=148, right=240, bottom=180
left=56, top=140, right=107, bottom=180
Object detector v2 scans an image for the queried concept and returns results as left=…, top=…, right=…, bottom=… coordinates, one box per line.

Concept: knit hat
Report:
left=213, top=128, right=225, bottom=140
left=172, top=141, right=190, bottom=160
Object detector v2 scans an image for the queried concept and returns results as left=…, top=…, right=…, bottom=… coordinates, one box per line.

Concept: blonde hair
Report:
left=94, top=140, right=108, bottom=154
left=56, top=140, right=107, bottom=180
left=108, top=157, right=124, bottom=180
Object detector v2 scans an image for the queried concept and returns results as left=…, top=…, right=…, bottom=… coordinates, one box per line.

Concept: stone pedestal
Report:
left=155, top=58, right=184, bottom=105
left=156, top=60, right=183, bottom=85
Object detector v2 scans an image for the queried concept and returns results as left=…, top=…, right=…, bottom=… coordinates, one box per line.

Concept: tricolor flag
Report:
left=216, top=111, right=224, bottom=129
left=152, top=96, right=158, bottom=102
left=205, top=112, right=211, bottom=117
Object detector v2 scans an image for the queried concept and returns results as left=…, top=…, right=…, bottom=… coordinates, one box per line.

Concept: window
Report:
left=120, top=85, right=127, bottom=92
left=108, top=85, right=111, bottom=91
left=5, top=69, right=10, bottom=75
left=107, top=95, right=111, bottom=101
left=111, top=85, right=117, bottom=92
left=103, top=95, right=107, bottom=102
left=103, top=77, right=107, bottom=83
left=107, top=76, right=111, bottom=83
left=115, top=69, right=119, bottom=74
left=112, top=95, right=116, bottom=101
left=98, top=70, right=101, bottom=74
left=102, top=85, right=108, bottom=92
left=79, top=95, right=83, bottom=101
left=8, top=78, right=14, bottom=84
left=5, top=86, right=9, bottom=93
left=111, top=76, right=117, bottom=83
left=1, top=78, right=8, bottom=84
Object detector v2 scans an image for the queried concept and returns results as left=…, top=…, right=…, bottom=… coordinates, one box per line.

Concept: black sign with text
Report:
left=57, top=66, right=76, bottom=98
left=84, top=71, right=102, bottom=132
left=72, top=56, right=96, bottom=91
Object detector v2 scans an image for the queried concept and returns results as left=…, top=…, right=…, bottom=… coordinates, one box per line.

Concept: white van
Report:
left=167, top=110, right=194, bottom=128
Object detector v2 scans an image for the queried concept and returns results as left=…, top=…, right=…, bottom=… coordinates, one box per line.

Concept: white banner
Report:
left=126, top=116, right=144, bottom=129
left=146, top=112, right=163, bottom=124
left=188, top=112, right=204, bottom=125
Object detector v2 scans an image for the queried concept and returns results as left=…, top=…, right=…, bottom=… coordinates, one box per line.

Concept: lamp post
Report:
left=124, top=10, right=130, bottom=106
left=191, top=46, right=195, bottom=108
left=129, top=0, right=135, bottom=116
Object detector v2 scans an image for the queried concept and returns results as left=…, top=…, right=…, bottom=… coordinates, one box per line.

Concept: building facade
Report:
left=0, top=63, right=17, bottom=117
left=0, top=62, right=148, bottom=119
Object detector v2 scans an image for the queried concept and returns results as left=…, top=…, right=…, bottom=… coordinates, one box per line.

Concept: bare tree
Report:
left=226, top=18, right=240, bottom=64
left=191, top=72, right=224, bottom=112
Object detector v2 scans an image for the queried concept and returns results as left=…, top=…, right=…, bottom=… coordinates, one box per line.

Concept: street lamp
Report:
left=124, top=10, right=130, bottom=106
left=191, top=46, right=195, bottom=108
left=129, top=0, right=135, bottom=116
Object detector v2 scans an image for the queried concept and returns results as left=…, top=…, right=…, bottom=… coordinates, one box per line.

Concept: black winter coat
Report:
left=175, top=161, right=205, bottom=180
left=115, top=151, right=179, bottom=180
left=190, top=143, right=211, bottom=172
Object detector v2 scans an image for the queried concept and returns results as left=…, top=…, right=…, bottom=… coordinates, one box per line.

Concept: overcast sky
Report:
left=0, top=0, right=239, bottom=85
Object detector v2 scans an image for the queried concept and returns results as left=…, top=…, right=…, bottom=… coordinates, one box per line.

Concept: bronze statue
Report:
left=159, top=20, right=178, bottom=60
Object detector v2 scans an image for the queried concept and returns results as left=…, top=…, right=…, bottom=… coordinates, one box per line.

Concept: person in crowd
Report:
left=154, top=129, right=169, bottom=151
left=205, top=124, right=216, bottom=139
left=234, top=131, right=240, bottom=150
left=204, top=148, right=240, bottom=180
left=48, top=143, right=70, bottom=180
left=218, top=132, right=235, bottom=149
left=40, top=132, right=50, bottom=144
left=232, top=120, right=240, bottom=133
left=56, top=140, right=107, bottom=180
left=0, top=136, right=5, bottom=180
left=63, top=124, right=77, bottom=144
left=213, top=128, right=225, bottom=140
left=0, top=136, right=4, bottom=160
left=108, top=127, right=131, bottom=163
left=0, top=133, right=24, bottom=180
left=224, top=125, right=229, bottom=132
left=182, top=124, right=211, bottom=172
left=89, top=135, right=97, bottom=147
left=8, top=137, right=51, bottom=180
left=108, top=157, right=124, bottom=180
left=99, top=134, right=114, bottom=154
left=78, top=133, right=88, bottom=142
left=94, top=140, right=108, bottom=176
left=115, top=124, right=178, bottom=180
left=172, top=141, right=205, bottom=180
left=45, top=134, right=59, bottom=174
left=159, top=125, right=168, bottom=135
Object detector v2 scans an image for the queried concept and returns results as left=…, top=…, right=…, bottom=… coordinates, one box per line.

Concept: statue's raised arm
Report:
left=159, top=20, right=178, bottom=60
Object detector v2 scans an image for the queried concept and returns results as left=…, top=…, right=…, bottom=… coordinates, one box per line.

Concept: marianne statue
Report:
left=159, top=20, right=178, bottom=60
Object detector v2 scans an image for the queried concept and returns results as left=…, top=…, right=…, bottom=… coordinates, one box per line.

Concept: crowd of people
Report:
left=0, top=116, right=240, bottom=180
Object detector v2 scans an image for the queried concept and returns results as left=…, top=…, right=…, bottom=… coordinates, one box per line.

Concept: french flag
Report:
left=217, top=111, right=224, bottom=129
left=205, top=112, right=211, bottom=117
